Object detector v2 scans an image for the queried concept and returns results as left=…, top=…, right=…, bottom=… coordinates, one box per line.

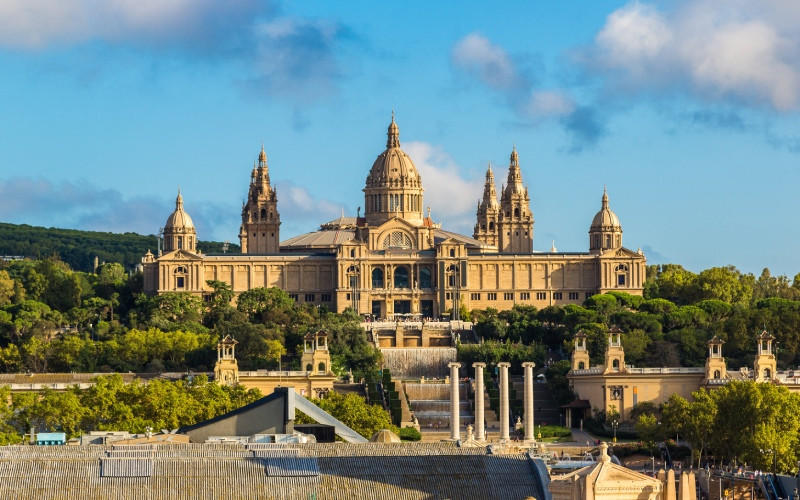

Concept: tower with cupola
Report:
left=240, top=145, right=281, bottom=254
left=497, top=147, right=533, bottom=253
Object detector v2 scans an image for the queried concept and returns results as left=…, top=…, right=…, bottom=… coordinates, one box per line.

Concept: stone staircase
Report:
left=511, top=376, right=563, bottom=428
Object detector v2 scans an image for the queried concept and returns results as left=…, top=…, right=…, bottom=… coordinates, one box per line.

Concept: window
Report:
left=289, top=294, right=298, bottom=301
left=318, top=362, right=326, bottom=375
left=618, top=275, right=626, bottom=286
left=520, top=292, right=530, bottom=300
left=261, top=208, right=266, bottom=219
left=177, top=236, right=183, bottom=249
left=569, top=292, right=579, bottom=300
left=605, top=235, right=612, bottom=248
left=372, top=268, right=384, bottom=288
left=445, top=292, right=452, bottom=300
left=382, top=231, right=412, bottom=249
left=553, top=292, right=562, bottom=300
left=471, top=293, right=481, bottom=300
left=304, top=294, right=315, bottom=302
left=578, top=362, right=585, bottom=370
left=504, top=292, right=514, bottom=300
left=487, top=293, right=497, bottom=300
left=176, top=277, right=184, bottom=288
left=393, top=266, right=409, bottom=288
left=321, top=294, right=331, bottom=302
left=419, top=268, right=432, bottom=289
left=585, top=292, right=592, bottom=300
left=536, top=292, right=546, bottom=300
left=449, top=249, right=455, bottom=257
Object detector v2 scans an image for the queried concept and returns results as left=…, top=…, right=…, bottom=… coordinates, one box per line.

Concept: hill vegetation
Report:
left=0, top=222, right=239, bottom=272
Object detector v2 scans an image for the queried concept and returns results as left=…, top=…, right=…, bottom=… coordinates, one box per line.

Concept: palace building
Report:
left=142, top=115, right=646, bottom=317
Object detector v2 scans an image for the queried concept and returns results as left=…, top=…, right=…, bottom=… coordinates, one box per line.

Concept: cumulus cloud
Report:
left=0, top=0, right=351, bottom=103
left=585, top=0, right=800, bottom=111
left=0, top=0, right=265, bottom=52
left=403, top=141, right=484, bottom=234
left=451, top=33, right=527, bottom=92
left=273, top=180, right=348, bottom=234
left=451, top=33, right=604, bottom=150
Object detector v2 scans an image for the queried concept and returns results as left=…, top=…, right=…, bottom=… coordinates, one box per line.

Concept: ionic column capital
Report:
left=448, top=362, right=462, bottom=369
left=522, top=362, right=536, bottom=369
left=497, top=362, right=511, bottom=368
left=472, top=362, right=486, bottom=369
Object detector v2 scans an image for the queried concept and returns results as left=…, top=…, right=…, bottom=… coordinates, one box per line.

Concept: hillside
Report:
left=0, top=222, right=239, bottom=272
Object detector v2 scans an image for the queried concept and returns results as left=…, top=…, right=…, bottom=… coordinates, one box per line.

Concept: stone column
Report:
left=498, top=362, right=511, bottom=441
left=473, top=362, right=486, bottom=441
left=523, top=361, right=536, bottom=442
left=448, top=362, right=462, bottom=441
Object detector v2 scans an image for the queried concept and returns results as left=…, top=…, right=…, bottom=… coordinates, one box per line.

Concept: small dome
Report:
left=365, top=115, right=422, bottom=189
left=369, top=429, right=401, bottom=443
left=590, top=189, right=620, bottom=231
left=165, top=190, right=195, bottom=231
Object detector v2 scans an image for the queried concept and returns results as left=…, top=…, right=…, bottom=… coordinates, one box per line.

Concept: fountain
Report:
left=406, top=382, right=473, bottom=428
left=380, top=347, right=456, bottom=379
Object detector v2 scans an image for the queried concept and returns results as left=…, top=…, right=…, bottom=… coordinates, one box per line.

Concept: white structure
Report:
left=473, top=362, right=486, bottom=441
left=498, top=362, right=511, bottom=441
left=448, top=362, right=461, bottom=441
left=523, top=361, right=535, bottom=442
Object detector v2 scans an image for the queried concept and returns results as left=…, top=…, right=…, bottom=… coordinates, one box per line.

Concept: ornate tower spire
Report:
left=240, top=145, right=281, bottom=254
left=498, top=147, right=533, bottom=253
left=386, top=111, right=400, bottom=149
left=474, top=162, right=500, bottom=246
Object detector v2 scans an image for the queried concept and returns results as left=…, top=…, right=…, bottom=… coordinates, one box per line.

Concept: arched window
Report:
left=514, top=208, right=520, bottom=217
left=713, top=370, right=720, bottom=379
left=318, top=362, right=326, bottom=374
left=578, top=362, right=585, bottom=370
left=447, top=264, right=459, bottom=287
left=419, top=268, right=432, bottom=289
left=612, top=359, right=619, bottom=370
left=372, top=268, right=384, bottom=288
left=260, top=208, right=267, bottom=220
left=764, top=368, right=771, bottom=379
left=394, top=267, right=409, bottom=288
left=489, top=222, right=495, bottom=230
left=306, top=364, right=313, bottom=372
left=382, top=231, right=412, bottom=249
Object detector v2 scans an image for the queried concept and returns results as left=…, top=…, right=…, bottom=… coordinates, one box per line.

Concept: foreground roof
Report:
left=0, top=442, right=544, bottom=499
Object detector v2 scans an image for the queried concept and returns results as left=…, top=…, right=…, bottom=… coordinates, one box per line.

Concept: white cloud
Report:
left=403, top=141, right=484, bottom=234
left=0, top=0, right=264, bottom=50
left=524, top=91, right=576, bottom=118
left=451, top=33, right=523, bottom=92
left=586, top=0, right=800, bottom=111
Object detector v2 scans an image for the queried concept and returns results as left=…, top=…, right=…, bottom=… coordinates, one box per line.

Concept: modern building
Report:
left=142, top=115, right=646, bottom=318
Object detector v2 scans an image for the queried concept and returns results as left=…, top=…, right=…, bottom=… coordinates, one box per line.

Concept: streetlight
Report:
left=446, top=264, right=461, bottom=321
left=612, top=419, right=619, bottom=444
left=760, top=448, right=778, bottom=472
left=347, top=264, right=360, bottom=314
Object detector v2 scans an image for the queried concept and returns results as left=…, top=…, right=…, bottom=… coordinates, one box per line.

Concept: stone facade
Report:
left=143, top=116, right=647, bottom=317
left=567, top=327, right=800, bottom=424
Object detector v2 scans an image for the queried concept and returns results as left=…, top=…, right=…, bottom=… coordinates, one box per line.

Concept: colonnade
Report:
left=446, top=361, right=536, bottom=442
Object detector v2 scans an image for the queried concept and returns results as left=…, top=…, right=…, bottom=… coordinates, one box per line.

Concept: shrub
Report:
left=398, top=427, right=421, bottom=441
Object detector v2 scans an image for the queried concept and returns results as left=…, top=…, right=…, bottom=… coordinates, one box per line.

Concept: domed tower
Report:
left=589, top=187, right=622, bottom=254
left=474, top=163, right=500, bottom=246
left=163, top=190, right=197, bottom=253
left=363, top=113, right=424, bottom=227
left=239, top=145, right=281, bottom=254
left=498, top=147, right=533, bottom=253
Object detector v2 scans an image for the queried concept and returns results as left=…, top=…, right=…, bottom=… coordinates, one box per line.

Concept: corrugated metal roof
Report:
left=0, top=443, right=542, bottom=499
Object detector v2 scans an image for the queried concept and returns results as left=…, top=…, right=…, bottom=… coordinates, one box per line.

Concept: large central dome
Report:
left=365, top=115, right=422, bottom=189
left=363, top=114, right=424, bottom=226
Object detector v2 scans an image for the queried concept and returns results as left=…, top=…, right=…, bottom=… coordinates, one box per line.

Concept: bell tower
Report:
left=474, top=163, right=500, bottom=247
left=498, top=147, right=533, bottom=253
left=214, top=335, right=239, bottom=386
left=301, top=330, right=333, bottom=378
left=754, top=329, right=777, bottom=382
left=603, top=326, right=626, bottom=374
left=240, top=145, right=281, bottom=254
left=704, top=335, right=727, bottom=383
left=571, top=330, right=590, bottom=371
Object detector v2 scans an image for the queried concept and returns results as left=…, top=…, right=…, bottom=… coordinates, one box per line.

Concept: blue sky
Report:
left=1, top=0, right=799, bottom=277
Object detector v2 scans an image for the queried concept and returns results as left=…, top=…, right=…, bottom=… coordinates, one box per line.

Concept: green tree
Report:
left=297, top=392, right=395, bottom=439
